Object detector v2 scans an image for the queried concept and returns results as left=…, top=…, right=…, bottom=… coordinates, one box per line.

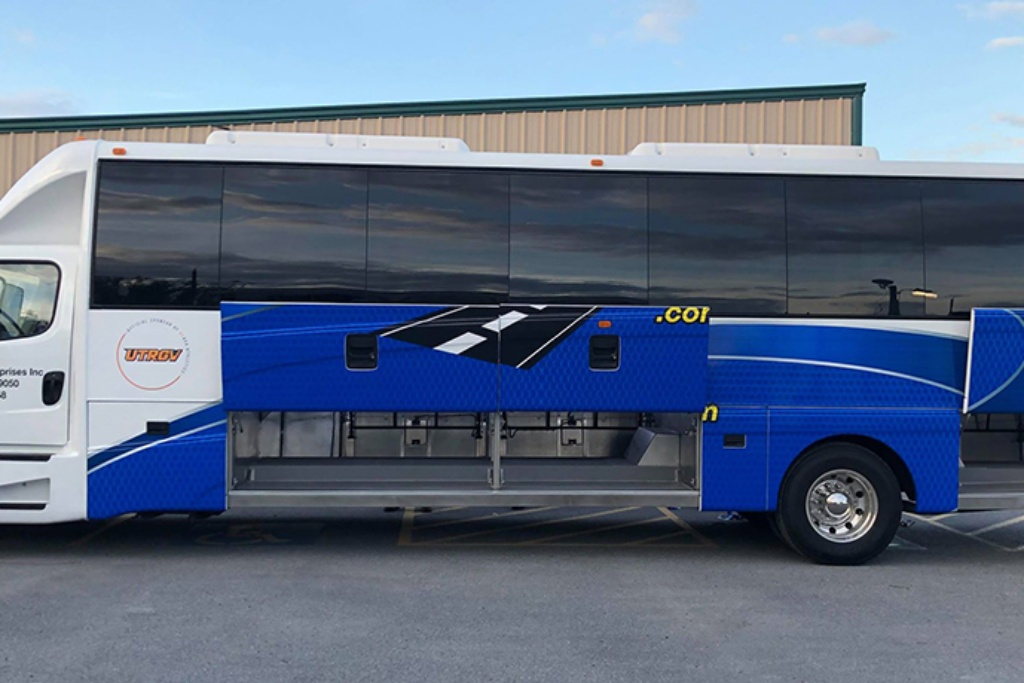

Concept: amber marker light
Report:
left=590, top=158, right=604, bottom=167
left=598, top=320, right=612, bottom=329
left=112, top=147, right=127, bottom=156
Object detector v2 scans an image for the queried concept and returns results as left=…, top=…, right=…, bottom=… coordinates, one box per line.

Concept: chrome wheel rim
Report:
left=805, top=469, right=878, bottom=543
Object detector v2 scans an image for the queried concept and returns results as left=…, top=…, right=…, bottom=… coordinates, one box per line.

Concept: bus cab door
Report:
left=0, top=254, right=75, bottom=449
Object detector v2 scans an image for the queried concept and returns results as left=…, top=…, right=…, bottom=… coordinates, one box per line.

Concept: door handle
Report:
left=42, top=371, right=65, bottom=406
left=589, top=334, right=620, bottom=371
left=346, top=334, right=378, bottom=370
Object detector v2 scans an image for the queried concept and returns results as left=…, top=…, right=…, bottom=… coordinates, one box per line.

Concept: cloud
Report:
left=0, top=90, right=81, bottom=118
left=782, top=33, right=801, bottom=44
left=960, top=1, right=1024, bottom=19
left=987, top=35, right=1024, bottom=47
left=815, top=20, right=895, bottom=46
left=634, top=0, right=696, bottom=44
left=994, top=112, right=1024, bottom=127
left=934, top=136, right=1024, bottom=160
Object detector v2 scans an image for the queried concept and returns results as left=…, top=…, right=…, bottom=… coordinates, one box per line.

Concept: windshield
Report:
left=0, top=263, right=59, bottom=341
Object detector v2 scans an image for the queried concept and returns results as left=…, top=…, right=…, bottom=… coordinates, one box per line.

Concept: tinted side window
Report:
left=94, top=162, right=223, bottom=308
left=0, top=263, right=59, bottom=340
left=221, top=166, right=367, bottom=302
left=923, top=179, right=1024, bottom=314
left=649, top=175, right=786, bottom=314
left=510, top=174, right=648, bottom=304
left=367, top=170, right=509, bottom=303
left=786, top=177, right=924, bottom=316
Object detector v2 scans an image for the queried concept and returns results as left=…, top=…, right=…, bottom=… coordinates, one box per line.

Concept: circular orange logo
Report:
left=115, top=318, right=191, bottom=391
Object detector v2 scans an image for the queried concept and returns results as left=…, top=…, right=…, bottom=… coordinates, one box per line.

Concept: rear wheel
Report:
left=776, top=444, right=901, bottom=565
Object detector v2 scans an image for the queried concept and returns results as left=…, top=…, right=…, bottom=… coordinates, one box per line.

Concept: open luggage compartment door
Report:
left=222, top=303, right=710, bottom=414
left=221, top=303, right=501, bottom=412
left=498, top=305, right=710, bottom=412
left=965, top=308, right=1024, bottom=414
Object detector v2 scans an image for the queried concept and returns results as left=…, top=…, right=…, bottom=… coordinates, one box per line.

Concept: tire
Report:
left=775, top=443, right=901, bottom=566
left=744, top=512, right=790, bottom=547
left=742, top=512, right=776, bottom=533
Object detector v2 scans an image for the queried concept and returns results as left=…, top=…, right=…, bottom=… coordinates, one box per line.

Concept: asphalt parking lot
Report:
left=2, top=507, right=1023, bottom=683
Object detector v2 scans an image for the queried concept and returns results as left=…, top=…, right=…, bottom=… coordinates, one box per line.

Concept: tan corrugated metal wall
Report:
left=0, top=96, right=854, bottom=197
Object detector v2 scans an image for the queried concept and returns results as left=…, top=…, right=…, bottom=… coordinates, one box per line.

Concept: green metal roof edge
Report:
left=851, top=89, right=865, bottom=146
left=0, top=83, right=866, bottom=134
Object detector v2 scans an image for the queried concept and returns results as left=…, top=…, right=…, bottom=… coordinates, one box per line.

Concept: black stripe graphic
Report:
left=384, top=307, right=497, bottom=350
left=376, top=305, right=599, bottom=368
left=500, top=308, right=596, bottom=368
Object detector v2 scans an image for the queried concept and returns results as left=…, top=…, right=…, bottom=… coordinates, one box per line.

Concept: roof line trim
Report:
left=0, top=83, right=866, bottom=133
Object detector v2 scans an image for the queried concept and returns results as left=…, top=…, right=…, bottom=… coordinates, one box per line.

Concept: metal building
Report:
left=0, top=82, right=864, bottom=197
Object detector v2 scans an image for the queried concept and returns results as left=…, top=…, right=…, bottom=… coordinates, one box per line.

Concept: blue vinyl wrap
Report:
left=87, top=307, right=972, bottom=517
left=702, top=322, right=968, bottom=513
left=500, top=307, right=709, bottom=412
left=221, top=303, right=709, bottom=413
left=766, top=409, right=961, bottom=513
left=701, top=409, right=769, bottom=511
left=221, top=304, right=499, bottom=412
left=708, top=322, right=967, bottom=410
left=87, top=405, right=227, bottom=519
left=965, top=309, right=1024, bottom=413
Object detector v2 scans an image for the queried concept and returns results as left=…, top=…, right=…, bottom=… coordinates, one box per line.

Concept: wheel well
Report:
left=785, top=435, right=917, bottom=505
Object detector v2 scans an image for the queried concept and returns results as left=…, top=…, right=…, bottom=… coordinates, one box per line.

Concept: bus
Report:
left=2, top=131, right=1023, bottom=565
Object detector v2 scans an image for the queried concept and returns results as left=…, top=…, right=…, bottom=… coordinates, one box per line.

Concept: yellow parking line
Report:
left=658, top=507, right=716, bottom=547
left=397, top=508, right=416, bottom=546
left=414, top=506, right=559, bottom=531
left=67, top=514, right=134, bottom=547
left=514, top=516, right=669, bottom=545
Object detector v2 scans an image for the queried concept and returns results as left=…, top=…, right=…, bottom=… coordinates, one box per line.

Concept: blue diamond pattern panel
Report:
left=965, top=309, right=1024, bottom=413
left=767, top=409, right=961, bottom=513
left=222, top=303, right=710, bottom=413
left=87, top=406, right=227, bottom=519
left=221, top=303, right=501, bottom=412
left=500, top=305, right=710, bottom=412
left=708, top=321, right=967, bottom=410
left=701, top=408, right=769, bottom=511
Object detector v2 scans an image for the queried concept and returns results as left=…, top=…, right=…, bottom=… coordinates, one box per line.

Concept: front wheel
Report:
left=775, top=444, right=901, bottom=565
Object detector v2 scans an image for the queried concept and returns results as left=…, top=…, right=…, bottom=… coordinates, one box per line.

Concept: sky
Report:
left=1, top=0, right=1022, bottom=162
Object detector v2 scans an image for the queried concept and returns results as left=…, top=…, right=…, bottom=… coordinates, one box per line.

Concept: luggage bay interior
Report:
left=229, top=410, right=700, bottom=492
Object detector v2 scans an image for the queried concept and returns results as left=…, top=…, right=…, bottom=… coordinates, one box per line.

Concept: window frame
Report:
left=508, top=170, right=650, bottom=305
left=366, top=166, right=511, bottom=304
left=219, top=163, right=370, bottom=304
left=90, top=158, right=1024, bottom=318
left=647, top=172, right=788, bottom=315
left=0, top=260, right=62, bottom=342
left=91, top=160, right=225, bottom=310
left=783, top=174, right=927, bottom=318
left=920, top=176, right=1024, bottom=317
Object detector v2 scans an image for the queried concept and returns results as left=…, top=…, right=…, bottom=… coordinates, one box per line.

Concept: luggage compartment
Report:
left=221, top=302, right=710, bottom=503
